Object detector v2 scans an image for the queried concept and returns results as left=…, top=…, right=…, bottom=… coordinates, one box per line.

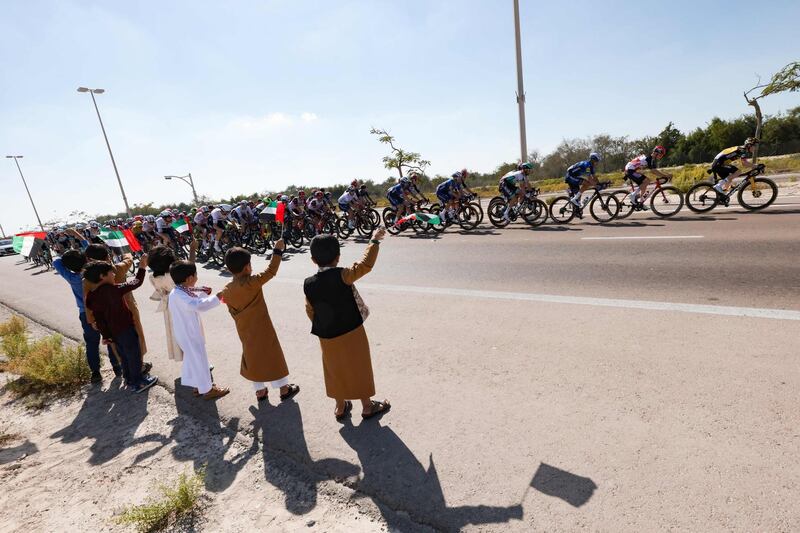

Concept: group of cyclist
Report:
left=41, top=135, right=763, bottom=259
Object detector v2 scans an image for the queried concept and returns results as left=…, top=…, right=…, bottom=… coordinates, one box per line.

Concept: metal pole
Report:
left=9, top=157, right=45, bottom=231
left=88, top=91, right=132, bottom=217
left=513, top=0, right=528, bottom=163
left=187, top=172, right=199, bottom=203
left=0, top=223, right=6, bottom=238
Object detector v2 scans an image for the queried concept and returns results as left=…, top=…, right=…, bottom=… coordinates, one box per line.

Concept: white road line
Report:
left=581, top=235, right=704, bottom=240
left=274, top=279, right=800, bottom=321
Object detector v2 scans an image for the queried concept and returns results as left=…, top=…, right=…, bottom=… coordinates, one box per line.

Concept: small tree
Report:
left=744, top=61, right=800, bottom=161
left=369, top=128, right=430, bottom=178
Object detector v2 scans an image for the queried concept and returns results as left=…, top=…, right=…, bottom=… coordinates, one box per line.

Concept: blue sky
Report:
left=1, top=0, right=798, bottom=232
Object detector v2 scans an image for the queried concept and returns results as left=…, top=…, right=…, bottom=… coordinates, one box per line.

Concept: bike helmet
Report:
left=239, top=200, right=247, bottom=206
left=744, top=137, right=759, bottom=147
left=75, top=222, right=86, bottom=230
left=89, top=220, right=100, bottom=228
left=324, top=191, right=332, bottom=199
left=280, top=195, right=289, bottom=202
left=298, top=190, right=306, bottom=197
left=589, top=152, right=601, bottom=162
left=359, top=184, right=368, bottom=191
left=518, top=162, right=534, bottom=171
left=653, top=145, right=666, bottom=157
left=400, top=176, right=411, bottom=185
left=220, top=204, right=233, bottom=212
left=314, top=190, right=324, bottom=198
left=133, top=215, right=143, bottom=222
left=351, top=180, right=358, bottom=188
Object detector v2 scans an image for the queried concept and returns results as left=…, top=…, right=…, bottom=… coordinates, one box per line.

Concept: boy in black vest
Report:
left=304, top=228, right=390, bottom=421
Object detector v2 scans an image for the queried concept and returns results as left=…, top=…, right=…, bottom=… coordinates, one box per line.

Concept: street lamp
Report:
left=77, top=86, right=132, bottom=217
left=164, top=172, right=199, bottom=204
left=512, top=0, right=529, bottom=163
left=5, top=155, right=45, bottom=231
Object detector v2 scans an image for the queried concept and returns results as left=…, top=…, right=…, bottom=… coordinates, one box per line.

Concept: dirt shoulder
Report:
left=0, top=304, right=422, bottom=533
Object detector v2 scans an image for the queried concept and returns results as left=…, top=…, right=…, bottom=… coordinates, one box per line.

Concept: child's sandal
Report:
left=256, top=389, right=268, bottom=402
left=335, top=400, right=353, bottom=421
left=280, top=384, right=300, bottom=401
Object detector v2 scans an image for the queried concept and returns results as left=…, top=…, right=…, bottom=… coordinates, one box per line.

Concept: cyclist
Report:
left=436, top=172, right=463, bottom=224
left=193, top=206, right=211, bottom=249
left=499, top=162, right=534, bottom=222
left=710, top=137, right=759, bottom=195
left=565, top=153, right=601, bottom=207
left=339, top=183, right=360, bottom=229
left=155, top=211, right=177, bottom=247
left=624, top=145, right=670, bottom=209
left=230, top=200, right=254, bottom=226
left=454, top=168, right=476, bottom=197
left=358, top=183, right=375, bottom=206
left=210, top=204, right=232, bottom=251
left=306, top=190, right=327, bottom=231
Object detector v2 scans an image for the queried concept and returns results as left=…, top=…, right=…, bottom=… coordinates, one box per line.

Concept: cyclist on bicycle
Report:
left=358, top=184, right=375, bottom=206
left=155, top=211, right=178, bottom=247
left=565, top=153, right=601, bottom=207
left=210, top=204, right=232, bottom=251
left=710, top=137, right=759, bottom=194
left=339, top=182, right=360, bottom=229
left=454, top=168, right=476, bottom=197
left=387, top=173, right=426, bottom=223
left=436, top=172, right=463, bottom=223
left=306, top=190, right=327, bottom=230
left=499, top=162, right=534, bottom=222
left=193, top=206, right=211, bottom=247
left=624, top=145, right=670, bottom=209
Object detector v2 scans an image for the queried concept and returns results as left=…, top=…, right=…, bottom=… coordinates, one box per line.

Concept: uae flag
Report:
left=171, top=219, right=190, bottom=233
left=396, top=212, right=441, bottom=227
left=260, top=201, right=285, bottom=223
left=99, top=229, right=133, bottom=254
left=13, top=232, right=46, bottom=257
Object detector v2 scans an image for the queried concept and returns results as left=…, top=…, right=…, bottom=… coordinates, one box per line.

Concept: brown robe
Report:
left=83, top=256, right=147, bottom=358
left=305, top=243, right=379, bottom=400
left=220, top=253, right=289, bottom=382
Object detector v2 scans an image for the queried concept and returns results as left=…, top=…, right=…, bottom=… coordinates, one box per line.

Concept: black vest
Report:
left=304, top=268, right=363, bottom=339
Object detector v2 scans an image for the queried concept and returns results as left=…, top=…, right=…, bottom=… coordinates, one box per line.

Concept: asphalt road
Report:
left=2, top=199, right=799, bottom=531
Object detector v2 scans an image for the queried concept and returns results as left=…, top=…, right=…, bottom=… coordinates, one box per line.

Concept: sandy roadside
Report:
left=0, top=304, right=423, bottom=533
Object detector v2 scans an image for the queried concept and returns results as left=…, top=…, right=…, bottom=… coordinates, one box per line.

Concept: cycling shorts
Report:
left=338, top=201, right=351, bottom=212
left=387, top=192, right=404, bottom=207
left=499, top=181, right=518, bottom=200
left=625, top=169, right=646, bottom=186
left=436, top=191, right=452, bottom=204
left=711, top=164, right=738, bottom=180
left=213, top=220, right=226, bottom=230
left=565, top=175, right=584, bottom=193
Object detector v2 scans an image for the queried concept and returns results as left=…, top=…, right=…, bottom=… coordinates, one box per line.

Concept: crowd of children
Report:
left=52, top=227, right=390, bottom=421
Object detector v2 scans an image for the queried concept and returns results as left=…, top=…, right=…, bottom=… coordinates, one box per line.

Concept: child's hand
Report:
left=201, top=286, right=212, bottom=295
left=216, top=292, right=225, bottom=303
left=274, top=238, right=285, bottom=252
left=374, top=227, right=386, bottom=241
left=102, top=338, right=113, bottom=345
left=138, top=253, right=149, bottom=269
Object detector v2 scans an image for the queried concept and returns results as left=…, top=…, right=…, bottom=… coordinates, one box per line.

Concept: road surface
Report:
left=2, top=199, right=799, bottom=531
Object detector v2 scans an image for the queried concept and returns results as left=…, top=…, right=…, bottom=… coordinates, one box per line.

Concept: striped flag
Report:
left=260, top=201, right=285, bottom=224
left=171, top=219, right=190, bottom=233
left=121, top=229, right=143, bottom=252
left=396, top=212, right=440, bottom=227
left=99, top=229, right=132, bottom=254
left=13, top=232, right=46, bottom=257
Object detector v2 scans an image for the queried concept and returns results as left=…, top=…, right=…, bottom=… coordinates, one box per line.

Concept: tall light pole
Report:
left=5, top=155, right=45, bottom=231
left=77, top=87, right=132, bottom=217
left=164, top=173, right=199, bottom=204
left=513, top=0, right=529, bottom=163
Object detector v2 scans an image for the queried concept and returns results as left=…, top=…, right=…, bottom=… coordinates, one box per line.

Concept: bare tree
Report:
left=744, top=61, right=800, bottom=161
left=369, top=128, right=430, bottom=178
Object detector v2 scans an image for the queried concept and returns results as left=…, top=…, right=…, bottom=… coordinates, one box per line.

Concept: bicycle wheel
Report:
left=355, top=215, right=375, bottom=238
left=336, top=217, right=352, bottom=239
left=383, top=208, right=401, bottom=235
left=738, top=177, right=777, bottom=211
left=589, top=193, right=620, bottom=223
left=287, top=227, right=304, bottom=248
left=469, top=201, right=485, bottom=225
left=487, top=198, right=509, bottom=228
left=685, top=182, right=719, bottom=213
left=457, top=204, right=481, bottom=230
left=549, top=196, right=577, bottom=224
left=522, top=198, right=548, bottom=226
left=612, top=191, right=634, bottom=219
left=368, top=209, right=381, bottom=227
left=649, top=185, right=684, bottom=218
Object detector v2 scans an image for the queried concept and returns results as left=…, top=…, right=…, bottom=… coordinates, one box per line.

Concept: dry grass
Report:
left=0, top=431, right=21, bottom=447
left=0, top=315, right=26, bottom=337
left=115, top=469, right=207, bottom=532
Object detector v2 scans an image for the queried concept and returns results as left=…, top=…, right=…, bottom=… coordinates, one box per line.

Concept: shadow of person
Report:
left=529, top=462, right=597, bottom=507
left=249, top=399, right=360, bottom=515
left=51, top=381, right=155, bottom=465
left=0, top=439, right=38, bottom=465
left=170, top=378, right=255, bottom=493
left=339, top=419, right=523, bottom=532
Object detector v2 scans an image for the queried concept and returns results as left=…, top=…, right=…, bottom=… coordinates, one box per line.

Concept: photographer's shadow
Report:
left=339, top=419, right=523, bottom=531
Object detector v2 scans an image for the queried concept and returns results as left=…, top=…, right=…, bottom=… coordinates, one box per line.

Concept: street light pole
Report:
left=5, top=155, right=45, bottom=231
left=513, top=0, right=529, bottom=163
left=164, top=172, right=199, bottom=204
left=77, top=87, right=132, bottom=217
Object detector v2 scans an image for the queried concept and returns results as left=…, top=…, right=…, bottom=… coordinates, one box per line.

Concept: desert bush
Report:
left=0, top=315, right=26, bottom=337
left=12, top=335, right=91, bottom=387
left=115, top=469, right=207, bottom=532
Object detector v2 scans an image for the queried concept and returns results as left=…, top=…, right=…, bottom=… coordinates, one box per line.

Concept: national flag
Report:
left=395, top=212, right=441, bottom=227
left=99, top=229, right=132, bottom=253
left=121, top=229, right=143, bottom=252
left=171, top=219, right=190, bottom=233
left=12, top=232, right=46, bottom=257
left=261, top=200, right=285, bottom=224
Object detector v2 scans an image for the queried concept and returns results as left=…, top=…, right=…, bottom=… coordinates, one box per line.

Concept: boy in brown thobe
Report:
left=220, top=239, right=300, bottom=403
left=304, top=228, right=390, bottom=421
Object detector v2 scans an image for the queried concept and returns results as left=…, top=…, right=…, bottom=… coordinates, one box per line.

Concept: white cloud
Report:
left=301, top=112, right=318, bottom=122
left=229, top=112, right=294, bottom=131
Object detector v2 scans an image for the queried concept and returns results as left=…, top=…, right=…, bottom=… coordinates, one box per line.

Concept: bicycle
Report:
left=383, top=199, right=432, bottom=235
left=685, top=163, right=777, bottom=213
left=487, top=188, right=548, bottom=228
left=549, top=181, right=619, bottom=224
left=613, top=176, right=684, bottom=219
left=428, top=194, right=482, bottom=232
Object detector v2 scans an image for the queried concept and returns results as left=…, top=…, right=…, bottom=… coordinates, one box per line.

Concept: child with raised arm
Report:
left=304, top=227, right=390, bottom=421
left=168, top=260, right=229, bottom=400
left=220, top=239, right=300, bottom=403
left=84, top=255, right=158, bottom=393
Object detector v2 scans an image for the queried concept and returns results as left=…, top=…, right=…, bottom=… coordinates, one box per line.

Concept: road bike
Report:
left=428, top=194, right=482, bottom=232
left=487, top=188, right=548, bottom=228
left=549, top=181, right=619, bottom=224
left=613, top=176, right=684, bottom=219
left=685, top=164, right=777, bottom=213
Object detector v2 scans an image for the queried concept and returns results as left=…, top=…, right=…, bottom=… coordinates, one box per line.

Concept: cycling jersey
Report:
left=625, top=154, right=655, bottom=172
left=142, top=220, right=154, bottom=233
left=436, top=178, right=460, bottom=201
left=339, top=190, right=358, bottom=207
left=501, top=170, right=526, bottom=186
left=388, top=183, right=406, bottom=198
left=306, top=198, right=324, bottom=213
left=566, top=160, right=595, bottom=179
left=155, top=217, right=170, bottom=233
left=713, top=146, right=750, bottom=166
left=210, top=208, right=226, bottom=223
left=287, top=199, right=304, bottom=215
left=193, top=212, right=207, bottom=226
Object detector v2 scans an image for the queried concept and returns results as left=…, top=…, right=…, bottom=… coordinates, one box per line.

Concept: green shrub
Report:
left=115, top=470, right=207, bottom=532
left=0, top=315, right=26, bottom=337
left=14, top=335, right=91, bottom=387
left=2, top=333, right=30, bottom=362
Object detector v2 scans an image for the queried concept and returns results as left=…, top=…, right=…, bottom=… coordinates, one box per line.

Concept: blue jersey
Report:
left=388, top=183, right=405, bottom=197
left=436, top=178, right=460, bottom=195
left=566, top=160, right=595, bottom=179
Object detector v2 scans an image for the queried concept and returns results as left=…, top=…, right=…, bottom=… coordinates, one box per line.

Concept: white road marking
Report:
left=581, top=235, right=704, bottom=240
left=275, top=279, right=800, bottom=321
